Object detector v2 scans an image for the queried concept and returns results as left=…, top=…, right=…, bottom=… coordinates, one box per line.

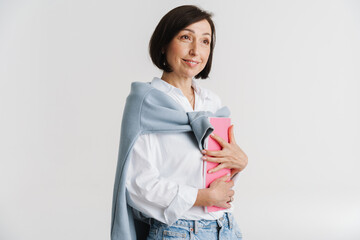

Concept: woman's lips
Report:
left=183, top=59, right=200, bottom=67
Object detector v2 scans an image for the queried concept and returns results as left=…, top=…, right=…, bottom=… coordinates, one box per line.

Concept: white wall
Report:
left=1, top=0, right=359, bottom=239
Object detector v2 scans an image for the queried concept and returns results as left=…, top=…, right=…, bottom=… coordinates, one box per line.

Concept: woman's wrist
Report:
left=194, top=188, right=213, bottom=207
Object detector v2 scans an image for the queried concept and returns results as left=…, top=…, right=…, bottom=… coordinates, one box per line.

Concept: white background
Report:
left=1, top=0, right=359, bottom=239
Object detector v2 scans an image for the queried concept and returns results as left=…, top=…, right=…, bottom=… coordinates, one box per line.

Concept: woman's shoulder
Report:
left=202, top=87, right=221, bottom=102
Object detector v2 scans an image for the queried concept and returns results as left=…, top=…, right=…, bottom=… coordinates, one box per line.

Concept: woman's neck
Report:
left=161, top=72, right=195, bottom=109
left=161, top=72, right=193, bottom=96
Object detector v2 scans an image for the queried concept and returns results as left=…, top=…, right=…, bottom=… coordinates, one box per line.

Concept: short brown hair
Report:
left=149, top=5, right=216, bottom=79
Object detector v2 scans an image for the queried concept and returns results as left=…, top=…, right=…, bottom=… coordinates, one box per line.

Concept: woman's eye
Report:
left=203, top=39, right=210, bottom=45
left=180, top=35, right=190, bottom=40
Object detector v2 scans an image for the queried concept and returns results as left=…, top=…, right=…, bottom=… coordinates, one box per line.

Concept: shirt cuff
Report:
left=163, top=184, right=198, bottom=225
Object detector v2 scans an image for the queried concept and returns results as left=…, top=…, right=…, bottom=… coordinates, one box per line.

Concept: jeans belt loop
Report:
left=194, top=220, right=198, bottom=234
left=227, top=213, right=233, bottom=229
left=216, top=217, right=223, bottom=228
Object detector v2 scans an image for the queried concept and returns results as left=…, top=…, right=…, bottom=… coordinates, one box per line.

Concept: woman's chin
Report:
left=180, top=70, right=202, bottom=79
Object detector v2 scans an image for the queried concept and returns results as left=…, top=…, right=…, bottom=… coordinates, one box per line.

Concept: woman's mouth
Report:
left=183, top=59, right=200, bottom=67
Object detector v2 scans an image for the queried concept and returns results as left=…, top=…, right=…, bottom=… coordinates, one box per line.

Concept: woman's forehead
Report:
left=181, top=20, right=212, bottom=35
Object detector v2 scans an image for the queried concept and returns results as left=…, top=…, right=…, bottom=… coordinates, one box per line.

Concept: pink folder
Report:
left=204, top=117, right=231, bottom=212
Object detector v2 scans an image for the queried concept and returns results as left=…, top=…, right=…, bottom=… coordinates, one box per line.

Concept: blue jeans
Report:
left=146, top=213, right=242, bottom=240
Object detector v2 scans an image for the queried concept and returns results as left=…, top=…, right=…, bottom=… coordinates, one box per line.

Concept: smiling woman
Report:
left=149, top=5, right=216, bottom=80
left=162, top=19, right=212, bottom=90
left=111, top=5, right=248, bottom=240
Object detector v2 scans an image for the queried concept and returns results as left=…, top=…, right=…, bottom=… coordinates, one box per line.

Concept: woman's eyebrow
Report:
left=183, top=28, right=211, bottom=36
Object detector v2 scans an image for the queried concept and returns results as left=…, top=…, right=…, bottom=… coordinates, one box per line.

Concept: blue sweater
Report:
left=111, top=81, right=230, bottom=240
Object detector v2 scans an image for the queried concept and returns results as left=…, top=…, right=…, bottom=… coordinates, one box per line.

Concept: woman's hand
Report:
left=194, top=174, right=234, bottom=208
left=201, top=125, right=248, bottom=178
left=208, top=174, right=235, bottom=208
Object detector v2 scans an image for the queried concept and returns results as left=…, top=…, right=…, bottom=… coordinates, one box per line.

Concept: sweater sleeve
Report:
left=125, top=134, right=198, bottom=225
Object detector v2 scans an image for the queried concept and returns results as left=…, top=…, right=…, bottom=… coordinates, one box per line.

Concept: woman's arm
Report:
left=127, top=133, right=231, bottom=225
left=126, top=134, right=196, bottom=207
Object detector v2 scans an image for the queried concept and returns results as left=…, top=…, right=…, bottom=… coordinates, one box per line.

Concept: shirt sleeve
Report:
left=125, top=133, right=198, bottom=225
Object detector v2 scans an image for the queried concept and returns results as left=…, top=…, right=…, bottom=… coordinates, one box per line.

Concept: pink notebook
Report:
left=203, top=117, right=231, bottom=212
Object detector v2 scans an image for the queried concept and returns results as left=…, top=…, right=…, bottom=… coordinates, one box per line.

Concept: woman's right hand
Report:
left=208, top=174, right=234, bottom=209
left=194, top=174, right=234, bottom=208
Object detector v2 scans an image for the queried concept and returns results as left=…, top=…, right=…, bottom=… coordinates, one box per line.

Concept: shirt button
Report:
left=219, top=217, right=224, bottom=221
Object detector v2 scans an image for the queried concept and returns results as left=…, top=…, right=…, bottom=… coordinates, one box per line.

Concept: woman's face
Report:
left=165, top=19, right=212, bottom=80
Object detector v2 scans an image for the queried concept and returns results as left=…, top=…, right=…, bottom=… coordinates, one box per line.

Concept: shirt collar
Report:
left=151, top=77, right=205, bottom=97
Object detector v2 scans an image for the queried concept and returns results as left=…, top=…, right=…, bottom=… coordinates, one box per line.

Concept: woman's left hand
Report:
left=201, top=125, right=248, bottom=177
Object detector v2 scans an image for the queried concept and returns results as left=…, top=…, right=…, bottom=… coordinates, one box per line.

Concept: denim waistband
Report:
left=151, top=212, right=234, bottom=234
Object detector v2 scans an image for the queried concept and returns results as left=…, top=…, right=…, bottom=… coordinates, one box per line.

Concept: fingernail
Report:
left=201, top=150, right=206, bottom=154
left=208, top=170, right=213, bottom=173
left=201, top=156, right=207, bottom=160
left=210, top=133, right=214, bottom=136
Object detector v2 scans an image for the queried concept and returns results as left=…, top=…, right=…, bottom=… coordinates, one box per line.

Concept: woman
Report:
left=111, top=5, right=248, bottom=240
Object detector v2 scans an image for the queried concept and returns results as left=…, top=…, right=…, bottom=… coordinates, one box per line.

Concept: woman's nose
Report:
left=189, top=42, right=199, bottom=56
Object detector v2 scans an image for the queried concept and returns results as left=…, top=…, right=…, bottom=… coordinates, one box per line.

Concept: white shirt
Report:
left=125, top=77, right=235, bottom=225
